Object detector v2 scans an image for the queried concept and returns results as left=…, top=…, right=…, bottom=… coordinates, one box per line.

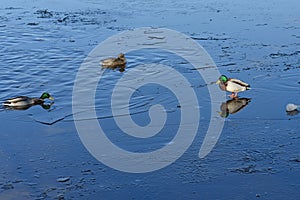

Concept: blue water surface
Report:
left=0, top=0, right=299, bottom=199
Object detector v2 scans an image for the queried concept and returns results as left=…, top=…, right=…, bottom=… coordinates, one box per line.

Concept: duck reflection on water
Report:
left=219, top=98, right=251, bottom=118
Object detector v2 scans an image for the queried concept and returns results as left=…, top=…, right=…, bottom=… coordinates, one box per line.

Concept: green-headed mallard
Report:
left=101, top=53, right=126, bottom=71
left=3, top=92, right=54, bottom=108
left=216, top=75, right=250, bottom=98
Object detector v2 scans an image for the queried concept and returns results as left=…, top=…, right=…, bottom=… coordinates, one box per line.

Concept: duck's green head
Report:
left=216, top=75, right=228, bottom=84
left=40, top=92, right=54, bottom=100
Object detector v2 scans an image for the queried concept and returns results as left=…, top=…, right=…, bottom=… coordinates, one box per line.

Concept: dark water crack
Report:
left=32, top=113, right=73, bottom=125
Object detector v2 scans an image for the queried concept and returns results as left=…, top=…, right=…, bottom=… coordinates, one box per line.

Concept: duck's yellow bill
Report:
left=215, top=80, right=221, bottom=84
left=49, top=96, right=54, bottom=100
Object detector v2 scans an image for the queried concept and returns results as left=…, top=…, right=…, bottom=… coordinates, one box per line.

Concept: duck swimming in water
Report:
left=216, top=75, right=250, bottom=98
left=101, top=53, right=126, bottom=71
left=3, top=92, right=54, bottom=109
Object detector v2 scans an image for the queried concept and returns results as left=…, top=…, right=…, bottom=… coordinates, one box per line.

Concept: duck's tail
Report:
left=2, top=101, right=11, bottom=106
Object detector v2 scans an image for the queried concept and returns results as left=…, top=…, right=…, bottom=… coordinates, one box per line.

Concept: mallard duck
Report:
left=219, top=98, right=251, bottom=118
left=216, top=75, right=250, bottom=98
left=3, top=92, right=54, bottom=108
left=101, top=53, right=126, bottom=71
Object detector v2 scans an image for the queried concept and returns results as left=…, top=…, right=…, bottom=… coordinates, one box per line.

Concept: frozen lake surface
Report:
left=0, top=0, right=299, bottom=199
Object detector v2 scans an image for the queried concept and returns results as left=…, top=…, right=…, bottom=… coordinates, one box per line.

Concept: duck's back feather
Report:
left=226, top=80, right=250, bottom=93
left=5, top=96, right=30, bottom=103
left=3, top=96, right=40, bottom=107
left=229, top=78, right=250, bottom=89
